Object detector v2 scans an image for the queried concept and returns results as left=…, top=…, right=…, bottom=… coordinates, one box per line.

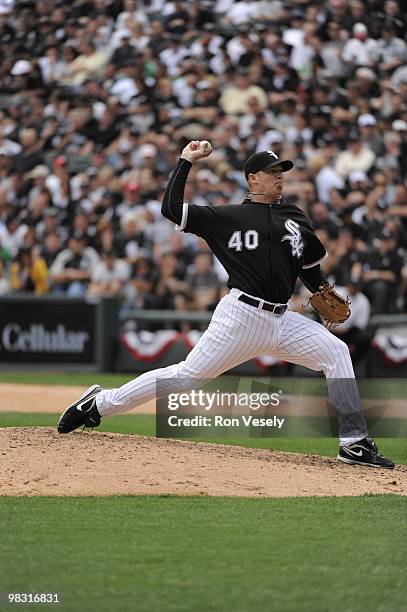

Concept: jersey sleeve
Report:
left=299, top=265, right=326, bottom=292
left=161, top=158, right=192, bottom=225
left=161, top=157, right=218, bottom=238
left=180, top=203, right=218, bottom=237
left=301, top=229, right=327, bottom=269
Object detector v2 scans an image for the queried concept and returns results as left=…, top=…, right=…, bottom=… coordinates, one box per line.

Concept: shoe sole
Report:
left=337, top=455, right=395, bottom=469
left=58, top=384, right=102, bottom=430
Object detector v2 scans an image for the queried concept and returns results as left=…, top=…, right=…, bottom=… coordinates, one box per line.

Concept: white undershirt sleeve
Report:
left=175, top=203, right=189, bottom=232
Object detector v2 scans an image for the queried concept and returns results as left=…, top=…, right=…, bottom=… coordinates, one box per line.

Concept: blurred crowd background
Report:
left=0, top=0, right=406, bottom=343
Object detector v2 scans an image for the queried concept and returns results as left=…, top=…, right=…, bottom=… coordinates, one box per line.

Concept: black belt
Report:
left=238, top=294, right=288, bottom=314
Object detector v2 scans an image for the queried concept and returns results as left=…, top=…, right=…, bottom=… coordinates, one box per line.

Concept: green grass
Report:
left=0, top=372, right=406, bottom=398
left=1, top=412, right=406, bottom=465
left=1, top=373, right=405, bottom=610
left=0, top=412, right=156, bottom=437
left=0, top=496, right=405, bottom=612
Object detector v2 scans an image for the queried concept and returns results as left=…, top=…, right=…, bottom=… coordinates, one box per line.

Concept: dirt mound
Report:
left=0, top=428, right=405, bottom=498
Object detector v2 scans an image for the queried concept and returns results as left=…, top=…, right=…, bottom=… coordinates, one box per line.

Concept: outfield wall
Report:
left=0, top=295, right=406, bottom=377
left=0, top=294, right=119, bottom=372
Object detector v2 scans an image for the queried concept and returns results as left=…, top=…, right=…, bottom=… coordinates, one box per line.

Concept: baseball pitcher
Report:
left=58, top=141, right=395, bottom=469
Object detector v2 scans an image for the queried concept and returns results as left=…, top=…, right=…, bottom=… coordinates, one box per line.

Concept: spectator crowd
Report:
left=0, top=0, right=406, bottom=330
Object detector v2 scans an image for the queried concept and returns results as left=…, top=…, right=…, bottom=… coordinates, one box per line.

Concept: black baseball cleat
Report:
left=338, top=437, right=395, bottom=469
left=58, top=384, right=102, bottom=434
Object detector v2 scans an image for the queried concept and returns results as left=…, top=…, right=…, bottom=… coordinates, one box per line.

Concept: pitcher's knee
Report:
left=334, top=337, right=349, bottom=354
left=175, top=361, right=201, bottom=388
left=324, top=337, right=353, bottom=374
left=176, top=360, right=219, bottom=384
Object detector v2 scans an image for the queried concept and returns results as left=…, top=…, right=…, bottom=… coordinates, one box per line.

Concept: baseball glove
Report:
left=307, top=282, right=351, bottom=329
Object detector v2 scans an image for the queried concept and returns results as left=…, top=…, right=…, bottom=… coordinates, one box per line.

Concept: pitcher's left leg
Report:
left=272, top=311, right=367, bottom=444
left=270, top=311, right=394, bottom=466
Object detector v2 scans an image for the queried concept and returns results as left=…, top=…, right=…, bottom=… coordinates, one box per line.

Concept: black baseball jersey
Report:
left=162, top=159, right=326, bottom=303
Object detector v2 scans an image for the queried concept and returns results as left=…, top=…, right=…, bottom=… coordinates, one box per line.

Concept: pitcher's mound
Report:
left=1, top=428, right=405, bottom=497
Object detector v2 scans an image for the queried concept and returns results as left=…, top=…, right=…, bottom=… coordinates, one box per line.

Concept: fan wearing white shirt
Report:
left=88, top=250, right=131, bottom=297
left=333, top=280, right=372, bottom=364
left=342, top=23, right=379, bottom=67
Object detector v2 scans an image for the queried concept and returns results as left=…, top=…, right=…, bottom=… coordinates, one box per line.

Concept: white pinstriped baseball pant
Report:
left=96, top=289, right=367, bottom=444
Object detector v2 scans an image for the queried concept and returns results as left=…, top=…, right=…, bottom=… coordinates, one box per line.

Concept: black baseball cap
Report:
left=244, top=151, right=294, bottom=179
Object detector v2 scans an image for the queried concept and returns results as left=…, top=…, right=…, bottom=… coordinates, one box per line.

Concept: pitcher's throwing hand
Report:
left=181, top=140, right=213, bottom=162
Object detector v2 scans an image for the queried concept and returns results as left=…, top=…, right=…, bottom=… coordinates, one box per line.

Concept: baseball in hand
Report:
left=181, top=140, right=213, bottom=162
left=201, top=140, right=212, bottom=153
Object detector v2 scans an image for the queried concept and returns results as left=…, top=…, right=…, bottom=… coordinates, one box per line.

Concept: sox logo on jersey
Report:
left=281, top=219, right=304, bottom=258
